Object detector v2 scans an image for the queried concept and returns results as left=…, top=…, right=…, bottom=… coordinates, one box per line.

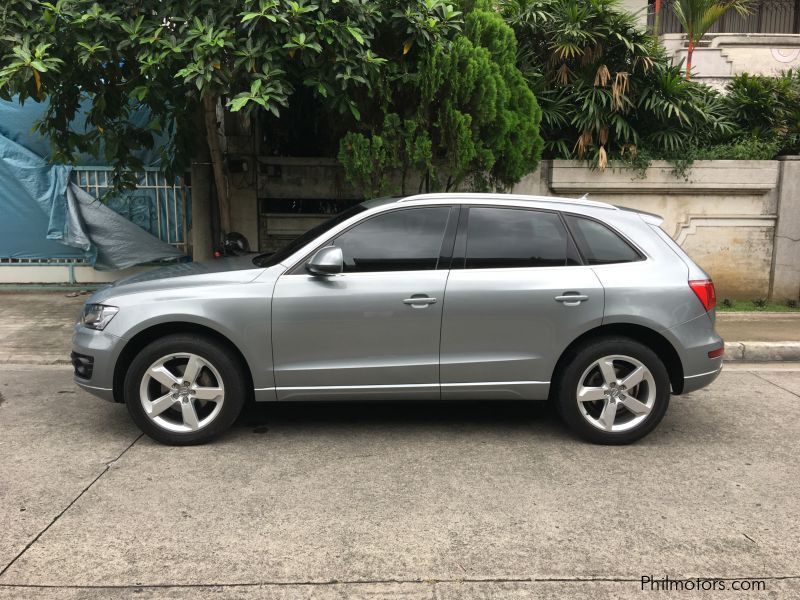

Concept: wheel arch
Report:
left=550, top=323, right=685, bottom=395
left=112, top=321, right=255, bottom=403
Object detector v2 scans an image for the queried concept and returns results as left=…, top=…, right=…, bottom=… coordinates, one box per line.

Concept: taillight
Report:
left=689, top=279, right=716, bottom=312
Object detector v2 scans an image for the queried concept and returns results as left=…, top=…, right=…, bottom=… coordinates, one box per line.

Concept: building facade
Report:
left=625, top=0, right=800, bottom=87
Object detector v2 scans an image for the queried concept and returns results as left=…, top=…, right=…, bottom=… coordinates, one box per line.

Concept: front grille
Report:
left=71, top=352, right=94, bottom=380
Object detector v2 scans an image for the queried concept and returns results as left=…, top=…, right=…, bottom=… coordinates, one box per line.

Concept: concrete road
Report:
left=1, top=363, right=799, bottom=599
left=0, top=293, right=85, bottom=365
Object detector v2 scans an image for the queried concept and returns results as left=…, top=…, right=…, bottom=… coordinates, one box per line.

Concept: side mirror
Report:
left=306, top=246, right=344, bottom=276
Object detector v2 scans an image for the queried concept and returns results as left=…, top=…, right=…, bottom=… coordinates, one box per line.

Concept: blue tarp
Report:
left=0, top=98, right=186, bottom=266
left=0, top=98, right=165, bottom=166
left=0, top=130, right=85, bottom=260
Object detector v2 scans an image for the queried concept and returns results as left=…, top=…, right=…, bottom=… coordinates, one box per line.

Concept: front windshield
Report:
left=252, top=204, right=367, bottom=268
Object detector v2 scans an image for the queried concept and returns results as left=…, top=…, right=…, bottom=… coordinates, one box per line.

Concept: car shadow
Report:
left=237, top=398, right=566, bottom=435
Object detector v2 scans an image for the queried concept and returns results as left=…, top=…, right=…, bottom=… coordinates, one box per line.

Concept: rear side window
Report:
left=565, top=215, right=641, bottom=265
left=465, top=207, right=570, bottom=269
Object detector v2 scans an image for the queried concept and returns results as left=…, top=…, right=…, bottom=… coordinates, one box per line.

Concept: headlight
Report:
left=80, top=304, right=119, bottom=331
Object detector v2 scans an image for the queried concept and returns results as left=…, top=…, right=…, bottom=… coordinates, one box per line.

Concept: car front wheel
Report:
left=555, top=337, right=671, bottom=445
left=124, top=334, right=247, bottom=445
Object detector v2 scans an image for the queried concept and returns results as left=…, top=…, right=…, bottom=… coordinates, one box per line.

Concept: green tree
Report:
left=672, top=0, right=751, bottom=79
left=339, top=0, right=543, bottom=196
left=502, top=0, right=735, bottom=166
left=0, top=0, right=446, bottom=234
left=724, top=70, right=800, bottom=155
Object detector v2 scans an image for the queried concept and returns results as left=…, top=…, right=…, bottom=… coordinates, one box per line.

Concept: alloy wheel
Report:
left=576, top=354, right=656, bottom=433
left=139, top=353, right=225, bottom=433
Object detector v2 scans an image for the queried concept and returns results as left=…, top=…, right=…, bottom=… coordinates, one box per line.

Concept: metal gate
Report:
left=71, top=167, right=191, bottom=254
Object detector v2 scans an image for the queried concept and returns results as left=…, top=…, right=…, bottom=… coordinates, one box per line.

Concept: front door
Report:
left=440, top=206, right=605, bottom=400
left=272, top=206, right=457, bottom=401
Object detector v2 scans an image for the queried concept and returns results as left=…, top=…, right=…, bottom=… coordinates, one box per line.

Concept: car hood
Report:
left=90, top=256, right=266, bottom=302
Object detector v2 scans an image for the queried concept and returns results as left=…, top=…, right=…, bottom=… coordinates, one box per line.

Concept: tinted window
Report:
left=335, top=207, right=450, bottom=272
left=465, top=208, right=569, bottom=269
left=253, top=204, right=366, bottom=267
left=565, top=215, right=641, bottom=265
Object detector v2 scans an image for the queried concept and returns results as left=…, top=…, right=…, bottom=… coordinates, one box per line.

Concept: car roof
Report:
left=358, top=193, right=665, bottom=227
left=367, top=192, right=618, bottom=211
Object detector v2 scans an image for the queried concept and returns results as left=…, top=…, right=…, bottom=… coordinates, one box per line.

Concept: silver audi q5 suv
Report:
left=72, top=193, right=723, bottom=445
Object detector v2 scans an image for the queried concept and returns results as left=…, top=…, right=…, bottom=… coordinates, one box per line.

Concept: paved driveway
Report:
left=0, top=292, right=799, bottom=598
left=1, top=361, right=799, bottom=599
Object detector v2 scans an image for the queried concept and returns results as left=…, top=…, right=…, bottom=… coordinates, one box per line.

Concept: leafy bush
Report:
left=338, top=0, right=543, bottom=195
left=500, top=0, right=741, bottom=168
left=690, top=137, right=780, bottom=160
left=724, top=71, right=800, bottom=156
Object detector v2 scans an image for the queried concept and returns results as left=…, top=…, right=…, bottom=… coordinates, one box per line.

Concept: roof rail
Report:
left=396, top=192, right=618, bottom=210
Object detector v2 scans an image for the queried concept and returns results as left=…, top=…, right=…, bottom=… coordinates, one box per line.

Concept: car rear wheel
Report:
left=124, top=334, right=246, bottom=445
left=555, top=337, right=670, bottom=445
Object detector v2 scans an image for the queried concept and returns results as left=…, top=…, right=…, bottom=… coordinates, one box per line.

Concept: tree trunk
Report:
left=653, top=0, right=661, bottom=36
left=685, top=39, right=694, bottom=80
left=190, top=159, right=213, bottom=262
left=202, top=94, right=231, bottom=234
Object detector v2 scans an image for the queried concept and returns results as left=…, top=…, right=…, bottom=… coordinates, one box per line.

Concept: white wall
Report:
left=619, top=0, right=649, bottom=29
left=661, top=33, right=800, bottom=88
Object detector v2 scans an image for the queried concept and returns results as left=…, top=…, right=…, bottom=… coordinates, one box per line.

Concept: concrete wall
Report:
left=514, top=159, right=794, bottom=300
left=0, top=264, right=149, bottom=285
left=255, top=157, right=359, bottom=255
left=230, top=187, right=259, bottom=253
left=619, top=0, right=649, bottom=29
left=772, top=157, right=800, bottom=300
left=661, top=33, right=800, bottom=89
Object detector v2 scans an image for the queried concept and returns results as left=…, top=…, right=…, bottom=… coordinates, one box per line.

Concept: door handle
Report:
left=403, top=296, right=437, bottom=307
left=554, top=293, right=589, bottom=306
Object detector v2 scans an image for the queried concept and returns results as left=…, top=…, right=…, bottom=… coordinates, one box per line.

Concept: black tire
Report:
left=124, top=334, right=247, bottom=445
left=554, top=336, right=670, bottom=445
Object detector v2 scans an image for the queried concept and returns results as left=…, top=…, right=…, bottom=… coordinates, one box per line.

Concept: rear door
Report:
left=439, top=206, right=605, bottom=400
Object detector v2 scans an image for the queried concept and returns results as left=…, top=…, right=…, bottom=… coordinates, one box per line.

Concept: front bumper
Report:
left=72, top=324, right=125, bottom=402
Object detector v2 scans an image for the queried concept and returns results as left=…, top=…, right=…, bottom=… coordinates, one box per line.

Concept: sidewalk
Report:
left=716, top=312, right=800, bottom=361
left=0, top=291, right=799, bottom=364
left=0, top=291, right=85, bottom=365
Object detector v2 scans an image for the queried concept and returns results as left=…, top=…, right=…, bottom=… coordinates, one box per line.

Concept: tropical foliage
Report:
left=502, top=0, right=739, bottom=168
left=724, top=70, right=800, bottom=156
left=0, top=0, right=460, bottom=229
left=338, top=0, right=543, bottom=196
left=0, top=0, right=795, bottom=208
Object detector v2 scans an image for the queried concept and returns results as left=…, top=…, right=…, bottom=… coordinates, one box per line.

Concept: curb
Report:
left=724, top=341, right=800, bottom=362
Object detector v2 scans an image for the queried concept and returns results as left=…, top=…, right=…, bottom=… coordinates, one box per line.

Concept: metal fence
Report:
left=72, top=167, right=190, bottom=254
left=650, top=0, right=800, bottom=35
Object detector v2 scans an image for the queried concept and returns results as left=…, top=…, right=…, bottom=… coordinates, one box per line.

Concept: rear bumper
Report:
left=71, top=324, right=124, bottom=403
left=681, top=363, right=723, bottom=394
left=664, top=313, right=724, bottom=394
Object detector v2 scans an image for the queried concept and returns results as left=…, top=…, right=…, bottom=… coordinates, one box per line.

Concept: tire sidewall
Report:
left=556, top=337, right=671, bottom=445
left=124, top=334, right=246, bottom=445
